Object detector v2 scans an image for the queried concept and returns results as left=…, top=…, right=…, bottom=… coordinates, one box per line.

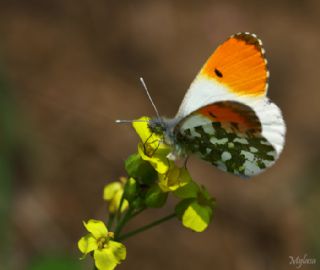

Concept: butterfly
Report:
left=123, top=32, right=286, bottom=177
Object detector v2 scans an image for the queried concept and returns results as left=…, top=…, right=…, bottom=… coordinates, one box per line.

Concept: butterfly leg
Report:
left=183, top=155, right=190, bottom=169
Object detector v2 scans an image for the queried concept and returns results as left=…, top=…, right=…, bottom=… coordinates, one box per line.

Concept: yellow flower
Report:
left=158, top=167, right=191, bottom=192
left=175, top=183, right=215, bottom=232
left=78, top=220, right=126, bottom=270
left=133, top=117, right=171, bottom=174
left=103, top=178, right=129, bottom=213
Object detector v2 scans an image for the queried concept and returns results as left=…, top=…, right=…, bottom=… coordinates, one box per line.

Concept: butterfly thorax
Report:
left=148, top=117, right=178, bottom=145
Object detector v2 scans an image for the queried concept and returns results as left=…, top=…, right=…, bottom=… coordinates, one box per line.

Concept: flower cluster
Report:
left=78, top=116, right=215, bottom=270
left=132, top=116, right=215, bottom=231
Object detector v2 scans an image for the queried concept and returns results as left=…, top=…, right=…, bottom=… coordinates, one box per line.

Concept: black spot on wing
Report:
left=214, top=68, right=223, bottom=78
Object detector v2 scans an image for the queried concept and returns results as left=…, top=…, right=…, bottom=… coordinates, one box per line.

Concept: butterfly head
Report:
left=148, top=118, right=166, bottom=135
left=148, top=117, right=181, bottom=146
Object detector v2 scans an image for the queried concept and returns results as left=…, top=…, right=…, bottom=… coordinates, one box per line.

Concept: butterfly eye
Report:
left=214, top=68, right=223, bottom=78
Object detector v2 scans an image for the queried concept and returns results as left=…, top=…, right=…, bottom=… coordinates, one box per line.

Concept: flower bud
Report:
left=145, top=184, right=168, bottom=208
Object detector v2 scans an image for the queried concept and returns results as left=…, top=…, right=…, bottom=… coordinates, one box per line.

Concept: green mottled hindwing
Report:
left=175, top=113, right=277, bottom=177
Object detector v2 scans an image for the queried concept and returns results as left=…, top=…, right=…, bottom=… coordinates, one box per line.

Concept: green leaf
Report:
left=175, top=198, right=195, bottom=219
left=197, top=186, right=216, bottom=209
left=173, top=180, right=200, bottom=199
left=124, top=153, right=141, bottom=175
left=145, top=184, right=168, bottom=208
left=131, top=197, right=145, bottom=209
left=125, top=153, right=157, bottom=185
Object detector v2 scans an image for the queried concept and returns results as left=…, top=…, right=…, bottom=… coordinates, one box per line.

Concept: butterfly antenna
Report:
left=115, top=77, right=161, bottom=124
left=140, top=77, right=161, bottom=120
left=115, top=119, right=148, bottom=124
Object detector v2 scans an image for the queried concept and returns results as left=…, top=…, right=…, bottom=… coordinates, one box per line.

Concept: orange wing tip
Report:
left=233, top=32, right=269, bottom=67
left=231, top=32, right=264, bottom=52
left=200, top=32, right=269, bottom=97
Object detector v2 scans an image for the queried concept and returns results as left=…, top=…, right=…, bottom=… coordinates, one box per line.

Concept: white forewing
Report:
left=176, top=77, right=231, bottom=118
left=176, top=77, right=259, bottom=118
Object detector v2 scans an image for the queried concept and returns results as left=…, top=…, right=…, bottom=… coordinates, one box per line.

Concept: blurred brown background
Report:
left=0, top=0, right=319, bottom=269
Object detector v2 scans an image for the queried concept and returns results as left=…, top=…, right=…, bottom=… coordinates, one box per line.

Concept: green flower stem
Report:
left=116, top=194, right=125, bottom=221
left=107, top=214, right=115, bottom=230
left=117, top=213, right=176, bottom=241
left=130, top=206, right=146, bottom=219
left=114, top=208, right=133, bottom=239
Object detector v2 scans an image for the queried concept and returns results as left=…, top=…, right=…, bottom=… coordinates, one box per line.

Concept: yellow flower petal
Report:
left=138, top=142, right=170, bottom=174
left=108, top=241, right=126, bottom=261
left=182, top=202, right=212, bottom=232
left=159, top=167, right=191, bottom=192
left=132, top=117, right=154, bottom=144
left=94, top=249, right=118, bottom=270
left=83, top=220, right=108, bottom=239
left=78, top=234, right=98, bottom=256
left=103, top=182, right=122, bottom=201
left=108, top=190, right=129, bottom=214
left=133, top=116, right=172, bottom=174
